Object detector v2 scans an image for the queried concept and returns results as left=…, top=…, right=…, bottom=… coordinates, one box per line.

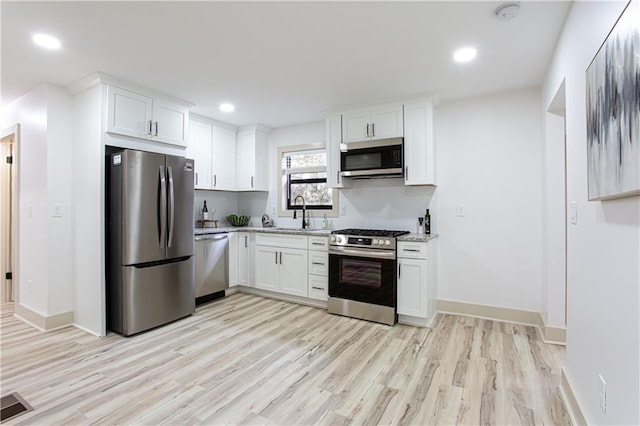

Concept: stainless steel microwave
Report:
left=340, top=137, right=403, bottom=178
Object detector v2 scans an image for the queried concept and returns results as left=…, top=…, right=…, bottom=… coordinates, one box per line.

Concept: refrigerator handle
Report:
left=159, top=166, right=167, bottom=249
left=167, top=166, right=175, bottom=248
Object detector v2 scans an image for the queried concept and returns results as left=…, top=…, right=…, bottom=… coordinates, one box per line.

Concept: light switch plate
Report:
left=456, top=204, right=465, bottom=217
left=52, top=203, right=63, bottom=217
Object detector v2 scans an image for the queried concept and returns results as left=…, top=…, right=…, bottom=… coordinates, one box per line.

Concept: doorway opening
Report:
left=1, top=124, right=20, bottom=305
left=545, top=81, right=568, bottom=327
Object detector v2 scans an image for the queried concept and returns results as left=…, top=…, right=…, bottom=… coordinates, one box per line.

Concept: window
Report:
left=277, top=143, right=338, bottom=217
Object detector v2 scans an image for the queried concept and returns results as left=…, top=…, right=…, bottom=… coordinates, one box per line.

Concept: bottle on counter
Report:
left=202, top=201, right=209, bottom=220
left=417, top=217, right=424, bottom=234
left=424, top=209, right=431, bottom=234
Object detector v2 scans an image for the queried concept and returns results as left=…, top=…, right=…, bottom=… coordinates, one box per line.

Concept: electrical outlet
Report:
left=340, top=206, right=347, bottom=216
left=52, top=203, right=63, bottom=217
left=456, top=204, right=465, bottom=217
left=598, top=374, right=607, bottom=413
left=27, top=280, right=33, bottom=295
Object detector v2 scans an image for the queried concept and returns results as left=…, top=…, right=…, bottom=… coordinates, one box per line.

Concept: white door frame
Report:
left=1, top=124, right=20, bottom=305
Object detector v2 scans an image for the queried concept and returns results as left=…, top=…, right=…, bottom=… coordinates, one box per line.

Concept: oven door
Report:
left=328, top=247, right=397, bottom=307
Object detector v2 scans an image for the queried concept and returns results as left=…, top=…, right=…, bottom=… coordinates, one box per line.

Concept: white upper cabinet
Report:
left=341, top=103, right=403, bottom=143
left=187, top=116, right=237, bottom=191
left=325, top=114, right=349, bottom=188
left=236, top=126, right=270, bottom=191
left=403, top=100, right=436, bottom=186
left=189, top=119, right=213, bottom=189
left=212, top=126, right=237, bottom=190
left=106, top=85, right=189, bottom=147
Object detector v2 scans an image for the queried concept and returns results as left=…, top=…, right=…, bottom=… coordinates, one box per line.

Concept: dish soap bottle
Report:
left=202, top=201, right=209, bottom=221
left=322, top=214, right=329, bottom=230
left=424, top=209, right=431, bottom=234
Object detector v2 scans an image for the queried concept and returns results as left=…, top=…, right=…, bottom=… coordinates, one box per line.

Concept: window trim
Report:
left=277, top=143, right=339, bottom=218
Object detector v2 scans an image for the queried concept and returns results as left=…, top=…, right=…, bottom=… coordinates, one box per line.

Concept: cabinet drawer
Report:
left=397, top=242, right=427, bottom=259
left=308, top=236, right=328, bottom=250
left=308, top=251, right=328, bottom=276
left=308, top=275, right=328, bottom=301
left=256, top=233, right=308, bottom=250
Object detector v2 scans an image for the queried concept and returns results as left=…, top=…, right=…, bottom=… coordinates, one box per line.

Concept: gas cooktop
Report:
left=331, top=228, right=410, bottom=238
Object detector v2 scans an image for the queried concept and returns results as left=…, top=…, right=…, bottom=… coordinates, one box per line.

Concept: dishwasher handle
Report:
left=195, top=233, right=229, bottom=241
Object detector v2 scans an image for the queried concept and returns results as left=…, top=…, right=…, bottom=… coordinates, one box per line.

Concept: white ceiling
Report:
left=1, top=1, right=571, bottom=129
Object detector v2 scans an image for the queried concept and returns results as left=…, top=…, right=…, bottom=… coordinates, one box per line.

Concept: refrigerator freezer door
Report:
left=165, top=155, right=195, bottom=259
left=121, top=258, right=195, bottom=336
left=120, top=150, right=167, bottom=265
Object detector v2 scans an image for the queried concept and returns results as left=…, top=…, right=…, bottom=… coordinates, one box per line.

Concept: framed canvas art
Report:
left=586, top=0, right=640, bottom=200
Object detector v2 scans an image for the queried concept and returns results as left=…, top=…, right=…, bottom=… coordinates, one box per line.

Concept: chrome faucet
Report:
left=293, top=195, right=307, bottom=229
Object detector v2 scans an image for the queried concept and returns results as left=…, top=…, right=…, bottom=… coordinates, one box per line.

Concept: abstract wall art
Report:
left=586, top=0, right=640, bottom=200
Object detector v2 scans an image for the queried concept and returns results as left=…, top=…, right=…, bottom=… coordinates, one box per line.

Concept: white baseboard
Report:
left=560, top=368, right=587, bottom=426
left=437, top=299, right=566, bottom=345
left=14, top=304, right=74, bottom=332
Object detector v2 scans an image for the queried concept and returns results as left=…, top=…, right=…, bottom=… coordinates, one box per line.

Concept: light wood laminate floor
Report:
left=1, top=294, right=570, bottom=425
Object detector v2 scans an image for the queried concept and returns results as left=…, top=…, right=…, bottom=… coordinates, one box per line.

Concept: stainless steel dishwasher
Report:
left=194, top=233, right=229, bottom=305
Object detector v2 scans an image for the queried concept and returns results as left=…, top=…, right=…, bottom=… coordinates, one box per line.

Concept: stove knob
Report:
left=330, top=236, right=336, bottom=243
left=373, top=239, right=378, bottom=245
left=337, top=237, right=343, bottom=243
left=384, top=239, right=391, bottom=246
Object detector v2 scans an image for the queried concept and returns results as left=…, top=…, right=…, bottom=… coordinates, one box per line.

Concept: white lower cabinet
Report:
left=397, top=240, right=436, bottom=323
left=255, top=234, right=308, bottom=297
left=229, top=232, right=239, bottom=287
left=397, top=258, right=427, bottom=317
left=238, top=232, right=253, bottom=287
left=307, top=236, right=328, bottom=301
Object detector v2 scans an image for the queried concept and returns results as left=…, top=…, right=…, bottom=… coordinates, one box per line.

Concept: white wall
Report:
left=194, top=190, right=239, bottom=225
left=72, top=84, right=105, bottom=335
left=436, top=89, right=543, bottom=313
left=542, top=1, right=639, bottom=424
left=1, top=83, right=74, bottom=317
left=248, top=121, right=436, bottom=231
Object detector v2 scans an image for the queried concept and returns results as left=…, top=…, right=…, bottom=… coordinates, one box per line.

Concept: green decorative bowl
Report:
left=227, top=215, right=250, bottom=227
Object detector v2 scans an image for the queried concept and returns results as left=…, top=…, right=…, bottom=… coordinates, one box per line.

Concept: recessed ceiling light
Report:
left=453, top=47, right=477, bottom=63
left=32, top=33, right=61, bottom=50
left=219, top=103, right=235, bottom=113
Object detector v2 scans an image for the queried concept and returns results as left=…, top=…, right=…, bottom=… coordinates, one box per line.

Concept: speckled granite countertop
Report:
left=195, top=227, right=437, bottom=241
left=397, top=233, right=439, bottom=242
left=194, top=227, right=332, bottom=236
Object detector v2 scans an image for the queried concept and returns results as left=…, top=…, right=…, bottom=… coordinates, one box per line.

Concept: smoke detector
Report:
left=495, top=2, right=520, bottom=22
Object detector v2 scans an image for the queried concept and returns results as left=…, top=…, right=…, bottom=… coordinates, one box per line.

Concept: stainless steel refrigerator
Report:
left=107, top=149, right=195, bottom=336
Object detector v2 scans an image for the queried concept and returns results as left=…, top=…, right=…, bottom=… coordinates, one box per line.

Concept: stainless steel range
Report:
left=328, top=228, right=410, bottom=326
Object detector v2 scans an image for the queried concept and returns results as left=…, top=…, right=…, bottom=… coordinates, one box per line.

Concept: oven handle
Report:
left=328, top=246, right=396, bottom=260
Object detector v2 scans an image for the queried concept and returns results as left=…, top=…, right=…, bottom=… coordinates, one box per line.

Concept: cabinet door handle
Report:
left=371, top=122, right=375, bottom=138
left=312, top=286, right=325, bottom=291
left=405, top=166, right=408, bottom=181
left=244, top=235, right=248, bottom=248
left=213, top=174, right=217, bottom=187
left=148, top=120, right=153, bottom=136
left=279, top=252, right=282, bottom=264
left=403, top=249, right=420, bottom=252
left=312, top=262, right=325, bottom=266
left=366, top=123, right=370, bottom=138
left=195, top=172, right=198, bottom=185
left=251, top=176, right=254, bottom=188
left=312, top=242, right=324, bottom=246
left=275, top=252, right=278, bottom=264
left=337, top=170, right=341, bottom=184
left=398, top=263, right=401, bottom=278
left=154, top=121, right=159, bottom=136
